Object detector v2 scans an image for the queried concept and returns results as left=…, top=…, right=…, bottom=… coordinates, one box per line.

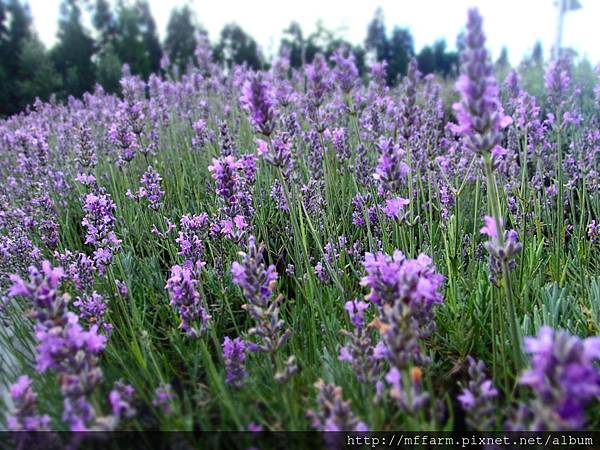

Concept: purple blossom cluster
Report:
left=449, top=8, right=512, bottom=158
left=222, top=336, right=248, bottom=388
left=480, top=215, right=522, bottom=285
left=361, top=251, right=444, bottom=372
left=127, top=165, right=165, bottom=210
left=240, top=73, right=275, bottom=136
left=165, top=265, right=210, bottom=338
left=458, top=356, right=498, bottom=431
left=9, top=261, right=109, bottom=431
left=81, top=191, right=121, bottom=274
left=517, top=327, right=600, bottom=430
left=307, top=379, right=368, bottom=432
left=231, top=236, right=290, bottom=355
left=339, top=299, right=384, bottom=384
left=7, top=375, right=50, bottom=431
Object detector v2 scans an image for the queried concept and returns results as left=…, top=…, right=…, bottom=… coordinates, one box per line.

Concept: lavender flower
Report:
left=587, top=220, right=600, bottom=243
left=73, top=291, right=112, bottom=332
left=331, top=46, right=359, bottom=94
left=480, top=215, right=522, bottom=285
left=108, top=380, right=136, bottom=421
left=307, top=379, right=368, bottom=432
left=240, top=73, right=275, bottom=136
left=165, top=265, right=210, bottom=338
left=152, top=384, right=176, bottom=415
left=385, top=367, right=429, bottom=414
left=458, top=356, right=498, bottom=431
left=398, top=57, right=420, bottom=142
left=81, top=191, right=121, bottom=274
left=256, top=133, right=293, bottom=175
left=450, top=8, right=512, bottom=157
left=128, top=166, right=165, bottom=210
left=9, top=261, right=108, bottom=431
left=519, top=327, right=600, bottom=430
left=231, top=236, right=290, bottom=355
left=373, top=137, right=409, bottom=196
left=222, top=336, right=248, bottom=388
left=7, top=376, right=50, bottom=431
left=208, top=155, right=254, bottom=219
left=339, top=300, right=384, bottom=384
left=361, top=251, right=444, bottom=369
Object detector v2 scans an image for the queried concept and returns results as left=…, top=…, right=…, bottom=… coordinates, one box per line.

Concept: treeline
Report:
left=1, top=1, right=524, bottom=117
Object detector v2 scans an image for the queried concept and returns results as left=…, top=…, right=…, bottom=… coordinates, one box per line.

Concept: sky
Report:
left=28, top=0, right=600, bottom=65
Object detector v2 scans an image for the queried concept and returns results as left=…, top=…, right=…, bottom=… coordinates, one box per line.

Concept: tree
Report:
left=532, top=41, right=543, bottom=65
left=215, top=23, right=261, bottom=70
left=113, top=1, right=149, bottom=77
left=432, top=39, right=457, bottom=77
left=387, top=26, right=414, bottom=84
left=417, top=45, right=435, bottom=75
left=17, top=36, right=62, bottom=107
left=279, top=21, right=304, bottom=68
left=96, top=41, right=122, bottom=92
left=52, top=0, right=96, bottom=98
left=93, top=0, right=116, bottom=47
left=164, top=5, right=197, bottom=71
left=137, top=0, right=161, bottom=75
left=0, top=0, right=34, bottom=115
left=365, top=7, right=389, bottom=63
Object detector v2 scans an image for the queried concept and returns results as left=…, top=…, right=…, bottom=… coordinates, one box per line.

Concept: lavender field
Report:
left=2, top=6, right=600, bottom=439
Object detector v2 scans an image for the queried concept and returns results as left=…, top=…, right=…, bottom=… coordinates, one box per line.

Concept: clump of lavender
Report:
left=240, top=73, right=275, bottom=136
left=231, top=236, right=291, bottom=355
left=54, top=249, right=96, bottom=291
left=7, top=376, right=50, bottom=431
left=305, top=53, right=332, bottom=109
left=176, top=213, right=210, bottom=271
left=361, top=251, right=444, bottom=369
left=373, top=136, right=409, bottom=196
left=108, top=380, right=136, bottom=421
left=81, top=191, right=121, bottom=274
left=208, top=155, right=254, bottom=220
left=458, top=356, right=498, bottom=431
left=73, top=291, right=112, bottom=333
left=75, top=123, right=97, bottom=177
left=256, top=133, right=293, bottom=176
left=450, top=8, right=512, bottom=159
left=331, top=46, right=359, bottom=95
left=127, top=166, right=165, bottom=210
left=398, top=57, right=420, bottom=144
left=385, top=367, right=429, bottom=414
left=222, top=336, right=248, bottom=388
left=165, top=265, right=210, bottom=338
left=9, top=261, right=108, bottom=431
left=307, top=379, right=368, bottom=432
left=192, top=119, right=209, bottom=150
left=339, top=299, right=384, bottom=384
left=324, top=127, right=351, bottom=164
left=480, top=216, right=522, bottom=286
left=517, top=327, right=600, bottom=430
left=152, top=384, right=176, bottom=415
left=587, top=220, right=600, bottom=243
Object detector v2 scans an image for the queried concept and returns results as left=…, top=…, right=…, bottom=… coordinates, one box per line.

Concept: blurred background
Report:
left=1, top=0, right=596, bottom=116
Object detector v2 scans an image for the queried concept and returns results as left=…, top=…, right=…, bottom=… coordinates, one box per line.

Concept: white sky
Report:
left=28, top=0, right=599, bottom=65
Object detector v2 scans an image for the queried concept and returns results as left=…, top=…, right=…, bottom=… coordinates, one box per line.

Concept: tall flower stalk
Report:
left=452, top=8, right=522, bottom=370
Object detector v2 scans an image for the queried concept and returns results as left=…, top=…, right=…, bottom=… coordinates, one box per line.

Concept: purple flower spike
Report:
left=222, top=336, right=248, bottom=388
